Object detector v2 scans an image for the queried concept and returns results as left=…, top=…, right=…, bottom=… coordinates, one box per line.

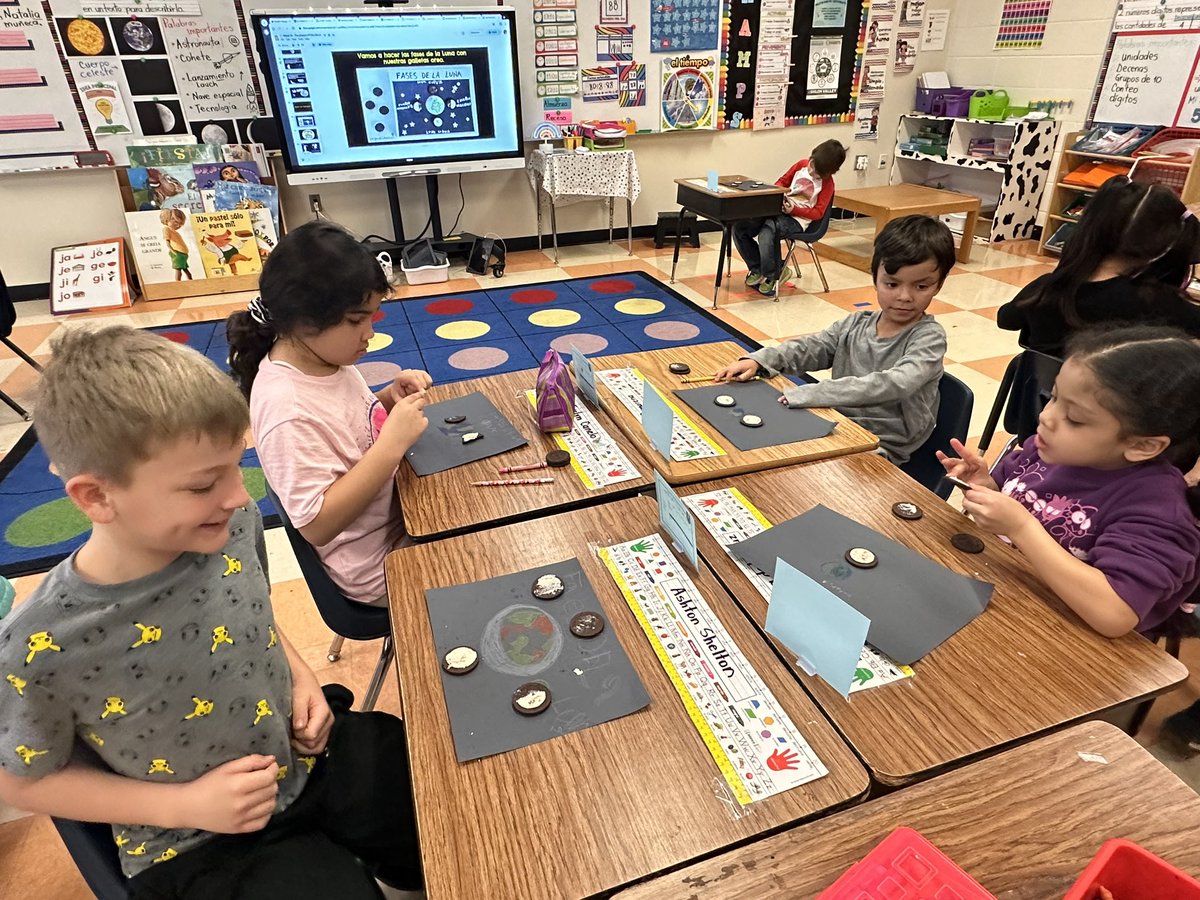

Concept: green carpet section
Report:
left=6, top=497, right=91, bottom=548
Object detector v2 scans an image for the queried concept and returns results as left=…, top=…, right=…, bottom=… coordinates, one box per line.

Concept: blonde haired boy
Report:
left=0, top=326, right=420, bottom=898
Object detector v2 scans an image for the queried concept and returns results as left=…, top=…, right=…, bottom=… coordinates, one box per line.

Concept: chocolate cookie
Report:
left=950, top=533, right=985, bottom=554
left=531, top=573, right=565, bottom=600
left=668, top=362, right=691, bottom=375
left=891, top=501, right=923, bottom=521
left=512, top=682, right=551, bottom=716
left=545, top=449, right=571, bottom=468
left=442, top=646, right=479, bottom=675
left=570, top=611, right=605, bottom=638
left=714, top=394, right=736, bottom=407
left=741, top=414, right=764, bottom=428
left=444, top=414, right=466, bottom=425
left=845, top=547, right=878, bottom=569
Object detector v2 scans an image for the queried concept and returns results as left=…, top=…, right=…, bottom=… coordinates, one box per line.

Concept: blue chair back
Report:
left=795, top=201, right=834, bottom=245
left=264, top=485, right=391, bottom=642
left=900, top=372, right=974, bottom=500
left=978, top=349, right=1062, bottom=452
left=52, top=817, right=129, bottom=899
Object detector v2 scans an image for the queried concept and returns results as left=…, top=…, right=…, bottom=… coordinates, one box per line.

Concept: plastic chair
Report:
left=0, top=269, right=44, bottom=422
left=265, top=485, right=394, bottom=711
left=977, top=349, right=1063, bottom=453
left=899, top=372, right=974, bottom=500
left=52, top=816, right=129, bottom=900
left=780, top=203, right=835, bottom=297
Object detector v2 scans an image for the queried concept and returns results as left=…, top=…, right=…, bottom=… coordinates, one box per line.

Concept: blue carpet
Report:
left=0, top=271, right=756, bottom=577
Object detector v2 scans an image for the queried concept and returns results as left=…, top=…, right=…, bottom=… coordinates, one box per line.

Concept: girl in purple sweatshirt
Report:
left=939, top=326, right=1200, bottom=638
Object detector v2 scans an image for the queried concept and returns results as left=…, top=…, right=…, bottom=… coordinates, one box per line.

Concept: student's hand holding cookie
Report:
left=714, top=358, right=759, bottom=382
left=181, top=754, right=279, bottom=833
left=936, top=438, right=996, bottom=489
left=290, top=670, right=334, bottom=755
left=391, top=368, right=432, bottom=399
left=961, top=486, right=1034, bottom=539
left=377, top=391, right=428, bottom=460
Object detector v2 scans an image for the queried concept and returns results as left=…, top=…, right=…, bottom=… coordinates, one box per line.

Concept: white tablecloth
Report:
left=526, top=148, right=641, bottom=205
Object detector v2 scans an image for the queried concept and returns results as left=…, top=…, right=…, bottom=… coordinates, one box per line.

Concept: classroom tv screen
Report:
left=252, top=8, right=524, bottom=183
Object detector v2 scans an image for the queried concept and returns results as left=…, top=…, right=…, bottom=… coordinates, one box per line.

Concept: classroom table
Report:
left=669, top=175, right=787, bottom=308
left=817, top=183, right=981, bottom=271
left=527, top=148, right=640, bottom=264
left=679, top=453, right=1188, bottom=785
left=615, top=721, right=1200, bottom=898
left=589, top=341, right=879, bottom=485
left=394, top=367, right=654, bottom=541
left=384, top=495, right=869, bottom=900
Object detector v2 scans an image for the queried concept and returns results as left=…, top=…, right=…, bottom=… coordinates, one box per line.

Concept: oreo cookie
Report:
left=444, top=414, right=466, bottom=425
left=442, top=646, right=479, bottom=675
left=668, top=362, right=691, bottom=375
left=891, top=502, right=923, bottom=521
left=714, top=394, right=736, bottom=408
left=950, top=533, right=985, bottom=554
left=570, top=611, right=605, bottom=638
left=741, top=414, right=764, bottom=428
left=512, top=682, right=551, bottom=716
left=845, top=547, right=878, bottom=569
left=545, top=450, right=571, bottom=468
left=531, top=574, right=565, bottom=600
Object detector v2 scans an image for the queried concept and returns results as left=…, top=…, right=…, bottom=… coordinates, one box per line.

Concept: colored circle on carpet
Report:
left=435, top=320, right=491, bottom=340
left=528, top=308, right=582, bottom=328
left=366, top=333, right=394, bottom=351
left=159, top=331, right=191, bottom=344
left=549, top=332, right=609, bottom=355
left=511, top=288, right=558, bottom=305
left=614, top=297, right=666, bottom=316
left=242, top=466, right=268, bottom=503
left=448, top=346, right=510, bottom=370
left=644, top=320, right=702, bottom=342
left=424, top=297, right=475, bottom=316
left=6, top=497, right=91, bottom=548
left=590, top=278, right=636, bottom=293
left=356, top=361, right=404, bottom=386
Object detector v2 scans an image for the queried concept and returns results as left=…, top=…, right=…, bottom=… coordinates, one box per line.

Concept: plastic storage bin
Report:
left=818, top=827, right=995, bottom=899
left=915, top=87, right=972, bottom=117
left=400, top=260, right=450, bottom=285
left=1064, top=839, right=1200, bottom=900
left=969, top=89, right=1010, bottom=121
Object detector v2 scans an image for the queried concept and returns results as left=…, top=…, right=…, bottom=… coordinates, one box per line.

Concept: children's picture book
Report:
left=194, top=162, right=261, bottom=212
left=221, top=142, right=270, bottom=177
left=212, top=180, right=280, bottom=234
left=125, top=209, right=208, bottom=285
left=126, top=141, right=219, bottom=168
left=128, top=165, right=204, bottom=212
left=49, top=239, right=132, bottom=315
left=244, top=208, right=279, bottom=263
left=191, top=210, right=263, bottom=278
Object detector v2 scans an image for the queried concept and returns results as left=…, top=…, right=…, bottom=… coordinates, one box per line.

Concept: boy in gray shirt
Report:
left=0, top=326, right=420, bottom=898
left=716, top=215, right=955, bottom=463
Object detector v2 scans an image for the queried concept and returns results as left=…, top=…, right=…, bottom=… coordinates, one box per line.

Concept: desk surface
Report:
left=616, top=722, right=1200, bottom=899
left=673, top=174, right=785, bottom=199
left=395, top=368, right=653, bottom=541
left=385, top=495, right=869, bottom=900
left=833, top=182, right=982, bottom=214
left=591, top=341, right=879, bottom=484
left=681, top=454, right=1188, bottom=784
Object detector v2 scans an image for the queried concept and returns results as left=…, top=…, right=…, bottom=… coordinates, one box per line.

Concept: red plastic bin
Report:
left=1064, top=839, right=1200, bottom=899
left=818, top=827, right=995, bottom=899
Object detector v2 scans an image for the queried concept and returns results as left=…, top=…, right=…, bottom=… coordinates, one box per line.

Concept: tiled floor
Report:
left=1, top=221, right=1196, bottom=897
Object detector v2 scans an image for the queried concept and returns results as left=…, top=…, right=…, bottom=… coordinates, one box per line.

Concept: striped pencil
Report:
left=679, top=375, right=762, bottom=384
left=498, top=461, right=549, bottom=474
left=471, top=478, right=555, bottom=486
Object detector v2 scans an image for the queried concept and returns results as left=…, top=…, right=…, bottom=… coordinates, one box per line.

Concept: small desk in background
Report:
left=394, top=368, right=653, bottom=542
left=670, top=175, right=785, bottom=308
left=818, top=183, right=981, bottom=271
left=589, top=341, right=879, bottom=484
left=680, top=454, right=1188, bottom=785
left=385, top=496, right=869, bottom=900
left=527, top=148, right=640, bottom=264
left=615, top=722, right=1200, bottom=899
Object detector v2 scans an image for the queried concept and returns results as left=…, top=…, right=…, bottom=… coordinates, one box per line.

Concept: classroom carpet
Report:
left=0, top=270, right=753, bottom=577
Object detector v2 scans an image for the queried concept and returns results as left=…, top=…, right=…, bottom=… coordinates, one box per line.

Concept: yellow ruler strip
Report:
left=630, top=367, right=726, bottom=457
left=524, top=390, right=595, bottom=489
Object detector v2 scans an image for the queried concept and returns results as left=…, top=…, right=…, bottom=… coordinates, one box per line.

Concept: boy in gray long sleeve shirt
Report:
left=716, top=215, right=955, bottom=463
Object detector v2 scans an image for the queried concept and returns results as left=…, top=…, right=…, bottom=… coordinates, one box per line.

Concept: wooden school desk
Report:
left=394, top=367, right=653, bottom=541
left=384, top=495, right=869, bottom=900
left=615, top=722, right=1200, bottom=899
left=818, top=184, right=981, bottom=271
left=679, top=454, right=1187, bottom=785
left=669, top=175, right=786, bottom=308
left=590, top=341, right=879, bottom=485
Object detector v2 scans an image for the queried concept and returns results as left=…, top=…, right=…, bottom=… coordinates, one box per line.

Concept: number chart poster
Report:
left=719, top=0, right=868, bottom=129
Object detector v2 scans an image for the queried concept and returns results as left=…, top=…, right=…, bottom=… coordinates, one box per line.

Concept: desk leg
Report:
left=712, top=225, right=731, bottom=309
left=627, top=198, right=633, bottom=256
left=536, top=188, right=544, bottom=253
left=958, top=205, right=980, bottom=263
left=608, top=197, right=614, bottom=246
left=670, top=207, right=685, bottom=283
left=550, top=200, right=559, bottom=265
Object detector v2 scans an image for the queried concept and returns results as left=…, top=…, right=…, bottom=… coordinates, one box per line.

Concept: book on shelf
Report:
left=220, top=143, right=270, bottom=178
left=191, top=210, right=263, bottom=278
left=126, top=141, right=219, bottom=168
left=1060, top=195, right=1089, bottom=220
left=212, top=181, right=280, bottom=234
left=128, top=165, right=204, bottom=212
left=125, top=209, right=208, bottom=285
left=1044, top=221, right=1076, bottom=252
left=193, top=162, right=261, bottom=211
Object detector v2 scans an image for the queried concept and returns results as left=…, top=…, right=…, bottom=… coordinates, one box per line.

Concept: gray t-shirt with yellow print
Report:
left=0, top=505, right=310, bottom=878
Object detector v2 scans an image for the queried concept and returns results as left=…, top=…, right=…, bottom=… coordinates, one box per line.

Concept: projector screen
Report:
left=251, top=8, right=525, bottom=184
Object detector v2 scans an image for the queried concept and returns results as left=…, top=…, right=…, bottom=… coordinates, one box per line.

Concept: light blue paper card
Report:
left=570, top=344, right=600, bottom=407
left=707, top=169, right=719, bottom=190
left=641, top=380, right=675, bottom=459
left=654, top=471, right=698, bottom=569
left=765, top=559, right=870, bottom=699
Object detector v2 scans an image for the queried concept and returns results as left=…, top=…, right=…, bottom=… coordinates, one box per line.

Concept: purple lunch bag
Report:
left=535, top=348, right=575, bottom=433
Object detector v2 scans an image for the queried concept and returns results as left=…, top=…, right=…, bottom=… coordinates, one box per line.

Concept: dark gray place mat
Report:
left=425, top=557, right=650, bottom=762
left=730, top=505, right=993, bottom=665
left=405, top=391, right=528, bottom=476
left=673, top=380, right=836, bottom=451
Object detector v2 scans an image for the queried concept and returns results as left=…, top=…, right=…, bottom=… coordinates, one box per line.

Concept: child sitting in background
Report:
left=0, top=326, right=421, bottom=898
left=940, top=325, right=1200, bottom=638
left=734, top=139, right=847, bottom=297
left=227, top=222, right=431, bottom=606
left=997, top=177, right=1200, bottom=358
left=715, top=214, right=955, bottom=464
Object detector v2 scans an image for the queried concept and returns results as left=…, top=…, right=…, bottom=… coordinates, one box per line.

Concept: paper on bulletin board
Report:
left=899, top=0, right=925, bottom=25
left=812, top=0, right=847, bottom=28
left=79, top=80, right=132, bottom=136
left=596, top=25, right=634, bottom=61
left=600, top=0, right=627, bottom=25
left=807, top=36, right=842, bottom=99
left=49, top=239, right=132, bottom=315
left=1114, top=0, right=1200, bottom=31
left=619, top=62, right=647, bottom=107
left=660, top=55, right=716, bottom=131
left=894, top=30, right=919, bottom=74
left=583, top=66, right=619, bottom=102
left=853, top=100, right=881, bottom=140
left=920, top=8, right=950, bottom=50
left=1094, top=31, right=1200, bottom=127
left=866, top=11, right=894, bottom=55
left=753, top=82, right=787, bottom=130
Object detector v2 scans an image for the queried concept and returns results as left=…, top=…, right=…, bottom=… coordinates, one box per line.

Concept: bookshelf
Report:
left=1038, top=130, right=1200, bottom=256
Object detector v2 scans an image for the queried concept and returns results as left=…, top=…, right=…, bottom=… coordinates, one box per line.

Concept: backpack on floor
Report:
left=534, top=349, right=575, bottom=433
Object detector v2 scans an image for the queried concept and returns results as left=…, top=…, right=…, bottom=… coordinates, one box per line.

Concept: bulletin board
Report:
left=1089, top=2, right=1200, bottom=128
